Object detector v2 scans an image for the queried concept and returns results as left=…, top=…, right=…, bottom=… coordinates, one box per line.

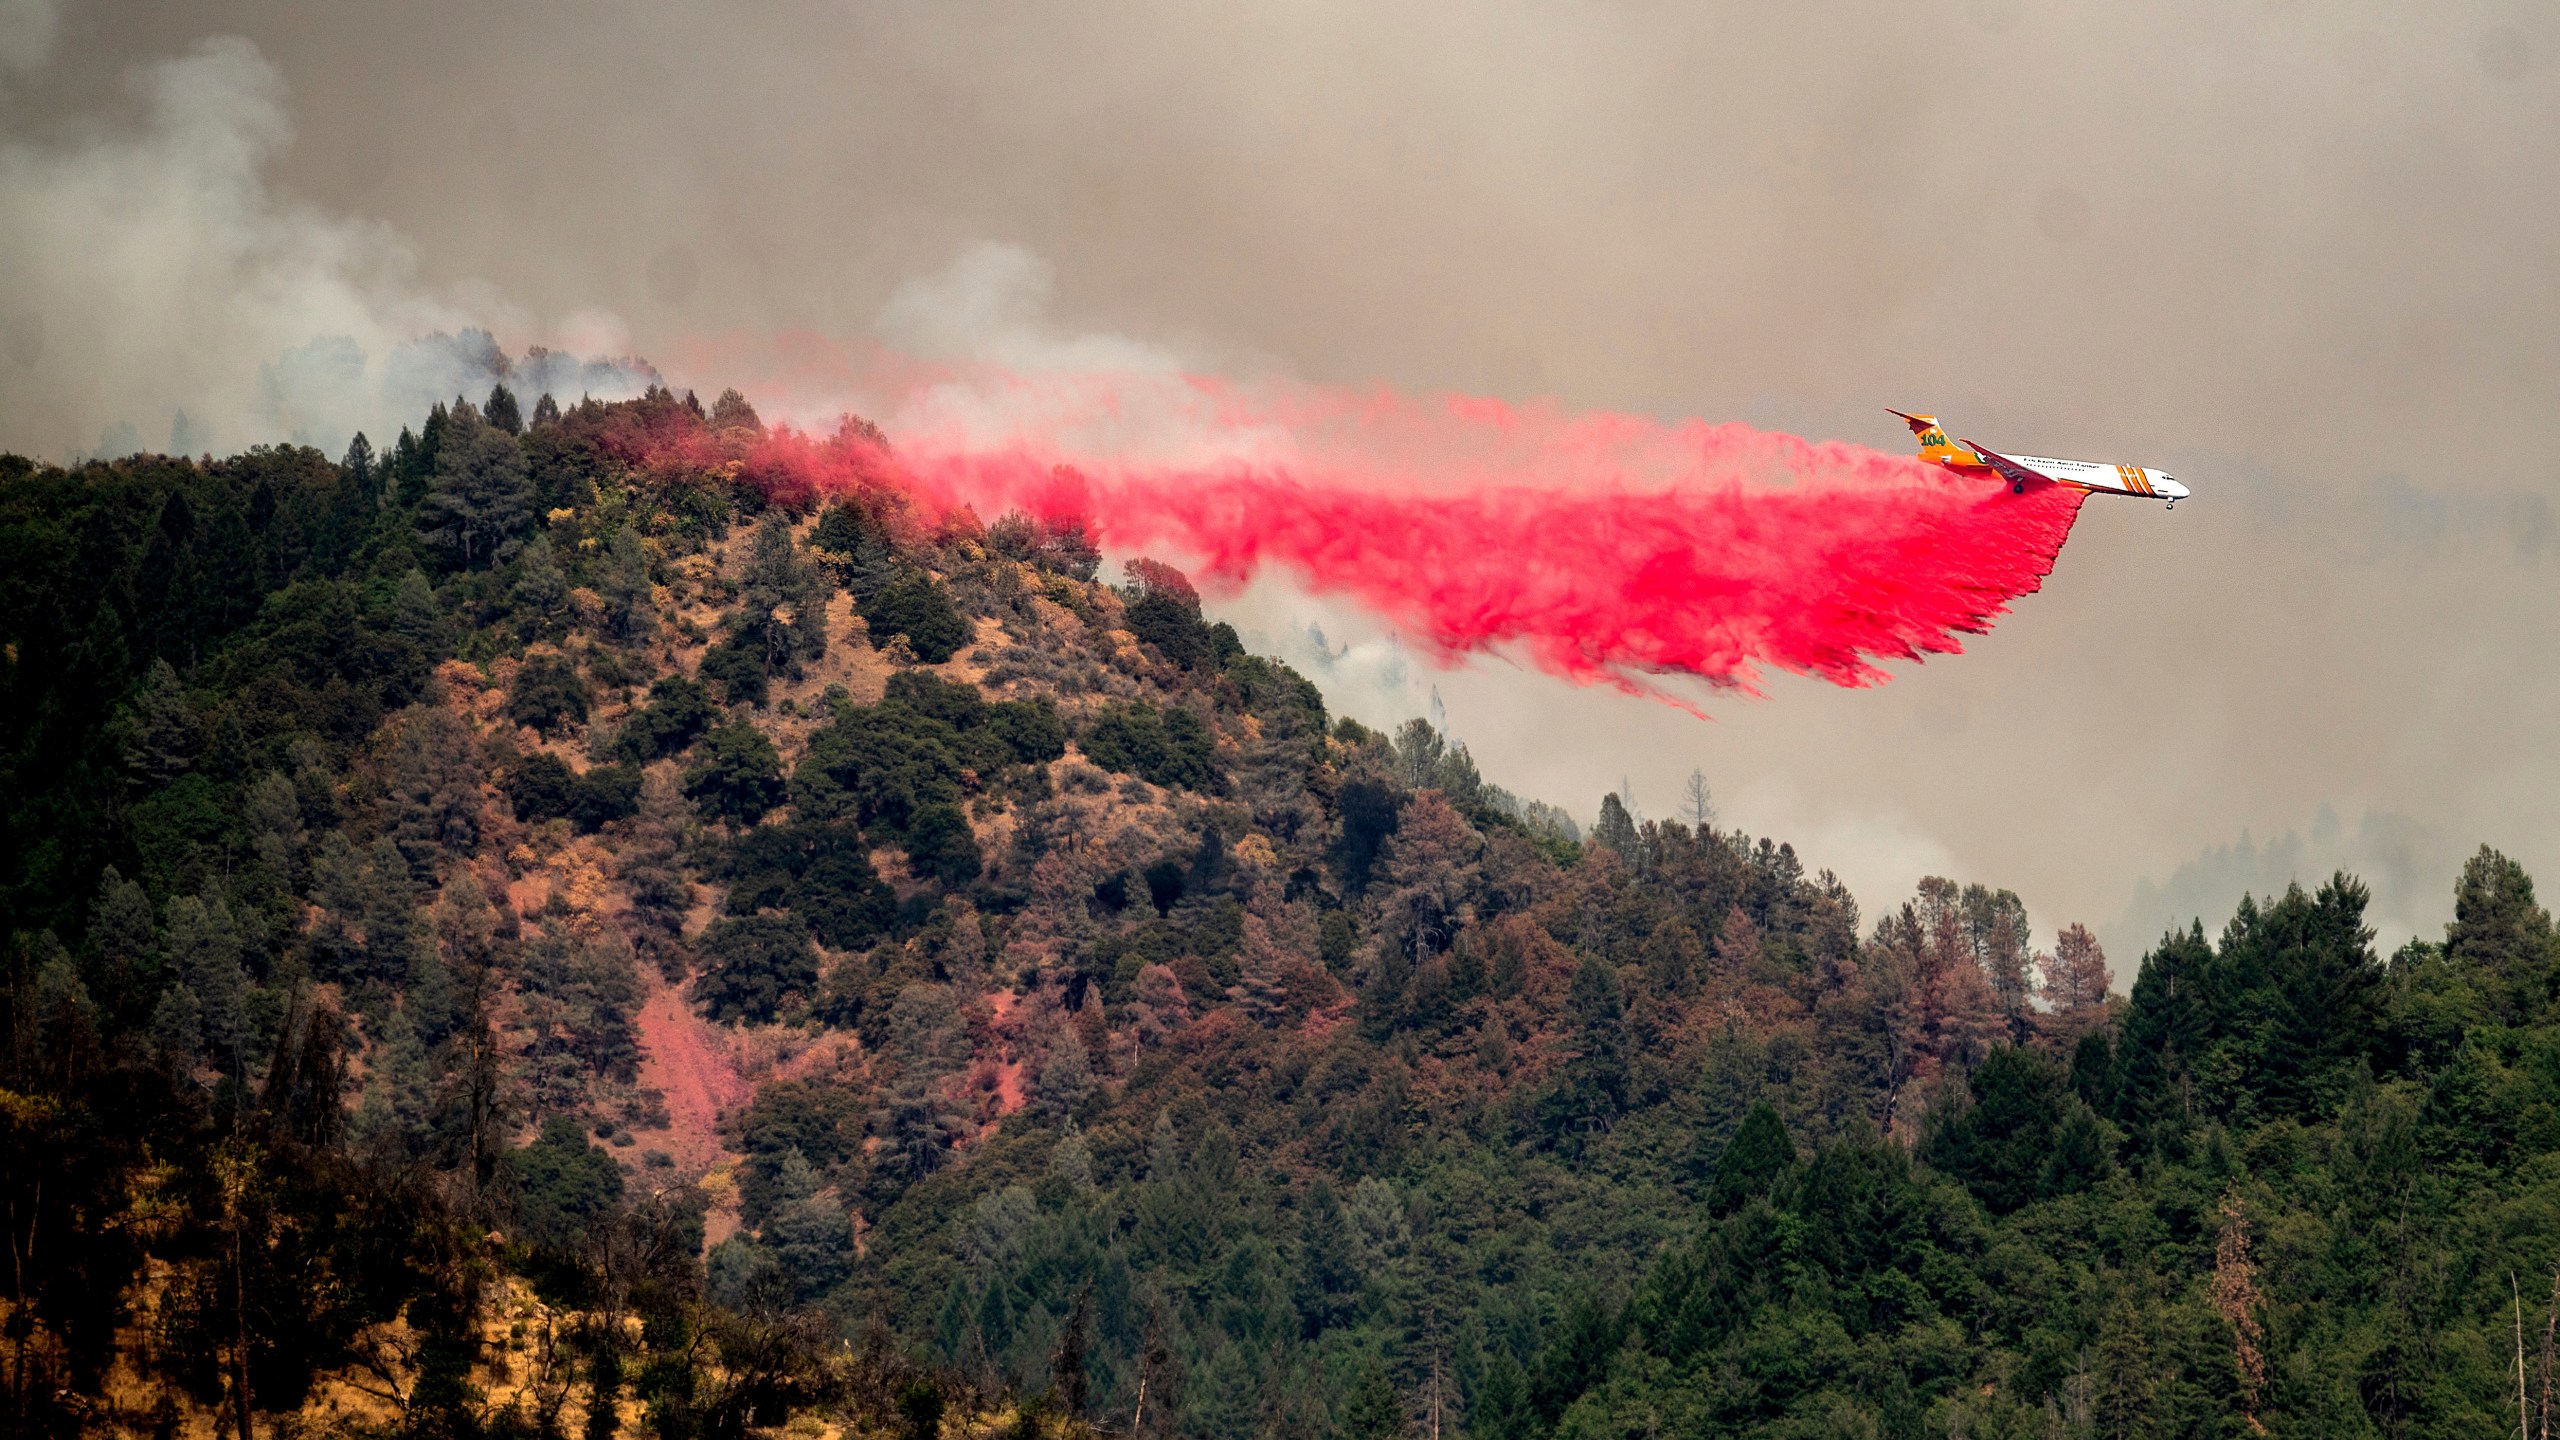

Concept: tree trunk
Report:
left=232, top=1215, right=254, bottom=1440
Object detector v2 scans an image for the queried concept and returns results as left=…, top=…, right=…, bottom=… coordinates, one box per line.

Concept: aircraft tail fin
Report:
left=1885, top=409, right=1980, bottom=468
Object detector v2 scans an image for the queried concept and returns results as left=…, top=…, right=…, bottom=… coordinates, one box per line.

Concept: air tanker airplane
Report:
left=1887, top=410, right=2190, bottom=509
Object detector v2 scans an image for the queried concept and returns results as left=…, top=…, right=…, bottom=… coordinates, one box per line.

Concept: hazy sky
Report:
left=4, top=0, right=2556, bottom=964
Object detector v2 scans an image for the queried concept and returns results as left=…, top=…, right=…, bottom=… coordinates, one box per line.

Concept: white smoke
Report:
left=865, top=241, right=1295, bottom=470
left=2109, top=806, right=2469, bottom=964
left=0, top=34, right=647, bottom=461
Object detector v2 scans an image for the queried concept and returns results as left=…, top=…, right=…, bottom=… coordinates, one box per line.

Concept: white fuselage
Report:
left=2005, top=454, right=2190, bottom=502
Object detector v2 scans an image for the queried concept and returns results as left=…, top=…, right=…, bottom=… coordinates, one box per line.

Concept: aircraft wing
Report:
left=1957, top=439, right=2059, bottom=491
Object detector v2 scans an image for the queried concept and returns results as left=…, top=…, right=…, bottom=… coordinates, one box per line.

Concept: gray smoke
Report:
left=0, top=34, right=648, bottom=461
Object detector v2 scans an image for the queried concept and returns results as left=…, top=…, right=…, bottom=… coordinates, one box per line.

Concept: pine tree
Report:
left=1541, top=956, right=1629, bottom=1145
left=1472, top=1349, right=1530, bottom=1440
left=616, top=770, right=694, bottom=974
left=1705, top=1099, right=1793, bottom=1214
left=340, top=432, right=376, bottom=499
left=391, top=569, right=443, bottom=649
left=530, top=391, right=561, bottom=428
left=1591, top=792, right=1639, bottom=856
left=122, top=658, right=196, bottom=783
left=2446, top=845, right=2555, bottom=1023
left=364, top=836, right=427, bottom=986
left=510, top=531, right=570, bottom=639
left=1230, top=914, right=1297, bottom=1027
left=418, top=417, right=534, bottom=568
left=763, top=1150, right=855, bottom=1301
left=709, top=387, right=763, bottom=433
left=352, top=1002, right=431, bottom=1150
left=1048, top=1122, right=1097, bottom=1193
left=729, top=514, right=828, bottom=679
left=1187, top=1343, right=1263, bottom=1439
left=484, top=384, right=523, bottom=436
left=163, top=893, right=247, bottom=1069
left=595, top=526, right=657, bottom=646
left=2091, top=1294, right=2160, bottom=1440
left=306, top=830, right=368, bottom=982
left=378, top=706, right=483, bottom=879
left=1050, top=1286, right=1092, bottom=1418
left=391, top=426, right=429, bottom=506
left=2210, top=1188, right=2268, bottom=1429
left=2040, top=922, right=2113, bottom=1010
left=1339, top=1356, right=1404, bottom=1440
left=90, top=866, right=158, bottom=992
left=1909, top=877, right=2008, bottom=1070
left=1133, top=964, right=1190, bottom=1047
left=1963, top=884, right=2036, bottom=1037
left=1027, top=1022, right=1094, bottom=1121
left=1294, top=1180, right=1362, bottom=1336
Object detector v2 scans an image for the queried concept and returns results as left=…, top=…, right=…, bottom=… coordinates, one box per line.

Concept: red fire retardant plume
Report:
left=661, top=376, right=2090, bottom=707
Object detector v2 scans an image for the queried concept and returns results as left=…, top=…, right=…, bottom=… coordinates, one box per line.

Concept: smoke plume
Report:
left=0, top=34, right=651, bottom=460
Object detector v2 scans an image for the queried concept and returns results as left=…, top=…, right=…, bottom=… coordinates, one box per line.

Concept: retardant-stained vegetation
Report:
left=4, top=373, right=2557, bottom=1439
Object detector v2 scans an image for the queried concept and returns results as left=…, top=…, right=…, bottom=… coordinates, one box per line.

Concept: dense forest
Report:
left=4, top=371, right=2557, bottom=1440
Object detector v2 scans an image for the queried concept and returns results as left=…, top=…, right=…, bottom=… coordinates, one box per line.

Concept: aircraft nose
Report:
left=2158, top=476, right=2190, bottom=499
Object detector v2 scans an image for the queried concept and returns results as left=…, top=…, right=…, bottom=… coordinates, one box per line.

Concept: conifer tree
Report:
left=683, top=722, right=784, bottom=825
left=763, top=1150, right=855, bottom=1301
left=163, top=892, right=247, bottom=1068
left=1049, top=1122, right=1097, bottom=1193
left=1962, top=884, right=2036, bottom=1036
left=1541, top=956, right=1629, bottom=1144
left=484, top=384, right=523, bottom=435
left=2040, top=922, right=2113, bottom=1011
left=1591, top=792, right=1639, bottom=856
left=1027, top=1022, right=1095, bottom=1120
left=417, top=416, right=534, bottom=568
left=121, top=658, right=196, bottom=783
left=414, top=402, right=450, bottom=486
left=2447, top=845, right=2555, bottom=1023
left=340, top=432, right=375, bottom=496
left=1339, top=1356, right=1404, bottom=1440
left=709, top=387, right=763, bottom=433
left=510, top=531, right=570, bottom=639
left=1133, top=964, right=1191, bottom=1047
left=391, top=569, right=443, bottom=649
left=729, top=514, right=827, bottom=679
left=353, top=1001, right=432, bottom=1150
left=595, top=525, right=657, bottom=646
left=1229, top=914, right=1297, bottom=1027
left=150, top=982, right=204, bottom=1067
left=1706, top=1100, right=1793, bottom=1215
left=377, top=705, right=483, bottom=878
left=391, top=425, right=428, bottom=506
left=90, top=866, right=158, bottom=992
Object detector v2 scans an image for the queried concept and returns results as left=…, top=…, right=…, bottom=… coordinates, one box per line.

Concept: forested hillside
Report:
left=4, top=378, right=2557, bottom=1440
